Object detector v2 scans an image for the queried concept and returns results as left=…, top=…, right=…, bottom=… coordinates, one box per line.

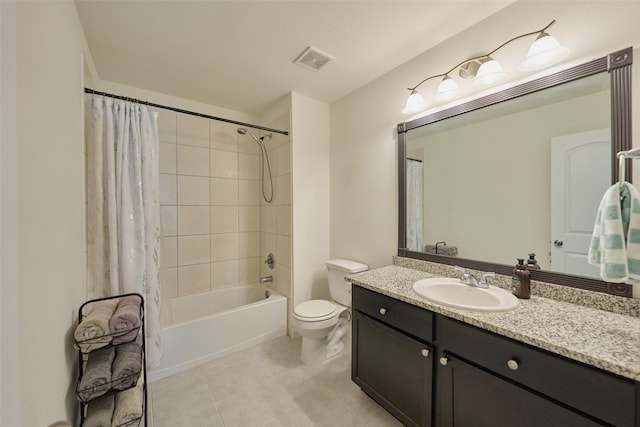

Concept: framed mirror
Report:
left=398, top=47, right=633, bottom=296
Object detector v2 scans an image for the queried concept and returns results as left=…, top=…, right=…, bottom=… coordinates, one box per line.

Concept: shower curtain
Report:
left=406, top=159, right=424, bottom=252
left=86, top=97, right=162, bottom=367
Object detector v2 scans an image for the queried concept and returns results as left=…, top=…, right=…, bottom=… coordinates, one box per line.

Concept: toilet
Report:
left=292, top=259, right=368, bottom=364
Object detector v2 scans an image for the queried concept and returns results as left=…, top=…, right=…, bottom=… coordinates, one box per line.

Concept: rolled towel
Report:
left=83, top=394, right=114, bottom=427
left=424, top=244, right=458, bottom=257
left=77, top=346, right=116, bottom=403
left=74, top=299, right=119, bottom=353
left=110, top=295, right=142, bottom=345
left=112, top=380, right=144, bottom=426
left=111, top=340, right=142, bottom=390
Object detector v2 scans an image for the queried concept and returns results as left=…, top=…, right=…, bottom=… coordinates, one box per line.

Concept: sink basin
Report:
left=413, top=277, right=519, bottom=312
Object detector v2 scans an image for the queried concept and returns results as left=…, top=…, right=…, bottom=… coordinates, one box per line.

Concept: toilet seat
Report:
left=293, top=300, right=338, bottom=322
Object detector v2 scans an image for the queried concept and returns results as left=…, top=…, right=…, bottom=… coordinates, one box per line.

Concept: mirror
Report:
left=398, top=48, right=634, bottom=296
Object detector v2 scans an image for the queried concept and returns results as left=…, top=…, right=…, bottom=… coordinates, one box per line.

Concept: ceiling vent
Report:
left=293, top=46, right=334, bottom=71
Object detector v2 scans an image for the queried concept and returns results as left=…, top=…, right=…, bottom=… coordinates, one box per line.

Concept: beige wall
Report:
left=291, top=93, right=331, bottom=314
left=15, top=1, right=89, bottom=425
left=1, top=1, right=19, bottom=426
left=330, top=1, right=640, bottom=272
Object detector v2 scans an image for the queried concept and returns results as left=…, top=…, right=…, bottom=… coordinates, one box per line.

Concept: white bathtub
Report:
left=148, top=285, right=287, bottom=382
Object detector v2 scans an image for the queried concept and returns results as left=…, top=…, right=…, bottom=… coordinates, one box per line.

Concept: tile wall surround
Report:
left=158, top=108, right=291, bottom=326
left=393, top=256, right=640, bottom=317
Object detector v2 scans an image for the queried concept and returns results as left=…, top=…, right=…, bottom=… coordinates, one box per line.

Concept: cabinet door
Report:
left=436, top=354, right=604, bottom=427
left=352, top=310, right=432, bottom=427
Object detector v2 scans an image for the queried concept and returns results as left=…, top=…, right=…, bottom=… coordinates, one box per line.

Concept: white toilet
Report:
left=292, top=259, right=368, bottom=364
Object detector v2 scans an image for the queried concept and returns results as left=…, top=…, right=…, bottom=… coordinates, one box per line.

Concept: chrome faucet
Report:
left=260, top=276, right=273, bottom=283
left=453, top=266, right=494, bottom=289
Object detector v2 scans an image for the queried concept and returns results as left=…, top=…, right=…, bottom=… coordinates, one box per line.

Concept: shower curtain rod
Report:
left=84, top=88, right=289, bottom=136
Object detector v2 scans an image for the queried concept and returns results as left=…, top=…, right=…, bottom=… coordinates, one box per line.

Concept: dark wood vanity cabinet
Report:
left=352, top=286, right=434, bottom=427
left=436, top=354, right=602, bottom=427
left=437, top=317, right=636, bottom=427
left=352, top=287, right=639, bottom=427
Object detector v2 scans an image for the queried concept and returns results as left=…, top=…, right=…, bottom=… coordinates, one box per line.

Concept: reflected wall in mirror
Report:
left=398, top=48, right=634, bottom=296
left=407, top=73, right=610, bottom=277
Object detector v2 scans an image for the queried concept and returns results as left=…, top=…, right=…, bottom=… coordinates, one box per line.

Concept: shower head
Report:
left=237, top=127, right=264, bottom=147
left=236, top=127, right=274, bottom=203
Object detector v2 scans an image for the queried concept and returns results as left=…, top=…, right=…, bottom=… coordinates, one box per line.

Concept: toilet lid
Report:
left=294, top=300, right=338, bottom=320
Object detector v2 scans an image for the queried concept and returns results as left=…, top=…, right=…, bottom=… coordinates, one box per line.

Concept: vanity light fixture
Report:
left=401, top=20, right=571, bottom=114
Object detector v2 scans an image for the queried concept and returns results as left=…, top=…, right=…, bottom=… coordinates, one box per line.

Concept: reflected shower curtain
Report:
left=406, top=159, right=424, bottom=252
left=86, top=97, right=162, bottom=367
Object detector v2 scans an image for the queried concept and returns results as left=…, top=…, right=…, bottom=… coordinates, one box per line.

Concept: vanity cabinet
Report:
left=437, top=317, right=636, bottom=427
left=352, top=286, right=639, bottom=427
left=352, top=286, right=433, bottom=427
left=435, top=354, right=602, bottom=427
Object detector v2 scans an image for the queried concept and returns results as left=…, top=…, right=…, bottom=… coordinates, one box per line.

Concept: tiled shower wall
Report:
left=157, top=109, right=291, bottom=326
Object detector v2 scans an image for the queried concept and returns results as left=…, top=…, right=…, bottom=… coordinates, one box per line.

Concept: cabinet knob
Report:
left=421, top=349, right=430, bottom=357
left=439, top=357, right=449, bottom=366
left=379, top=307, right=387, bottom=315
left=507, top=359, right=519, bottom=371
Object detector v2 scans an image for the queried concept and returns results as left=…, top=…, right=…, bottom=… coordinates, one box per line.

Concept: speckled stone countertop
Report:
left=347, top=265, right=640, bottom=382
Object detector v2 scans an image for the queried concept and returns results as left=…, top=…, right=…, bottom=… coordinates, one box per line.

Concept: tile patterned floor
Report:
left=148, top=333, right=403, bottom=427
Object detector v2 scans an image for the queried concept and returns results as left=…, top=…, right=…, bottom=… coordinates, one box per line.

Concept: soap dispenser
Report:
left=526, top=253, right=541, bottom=270
left=512, top=258, right=531, bottom=299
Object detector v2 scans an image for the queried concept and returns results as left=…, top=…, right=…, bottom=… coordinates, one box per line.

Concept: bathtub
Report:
left=148, top=285, right=287, bottom=382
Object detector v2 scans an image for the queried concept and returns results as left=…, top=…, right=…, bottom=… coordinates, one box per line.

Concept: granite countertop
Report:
left=348, top=265, right=640, bottom=382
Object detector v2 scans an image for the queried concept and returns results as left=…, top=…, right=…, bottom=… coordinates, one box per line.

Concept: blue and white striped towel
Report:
left=588, top=181, right=640, bottom=282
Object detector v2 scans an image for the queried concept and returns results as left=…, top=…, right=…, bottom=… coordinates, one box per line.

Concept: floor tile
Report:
left=150, top=332, right=399, bottom=426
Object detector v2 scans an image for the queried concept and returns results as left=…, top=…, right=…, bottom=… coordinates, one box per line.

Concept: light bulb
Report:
left=436, top=76, right=460, bottom=101
left=519, top=33, right=570, bottom=71
left=402, top=90, right=427, bottom=114
left=473, top=57, right=506, bottom=86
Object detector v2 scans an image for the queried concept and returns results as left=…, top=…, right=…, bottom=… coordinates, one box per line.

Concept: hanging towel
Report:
left=588, top=181, right=640, bottom=282
left=109, top=295, right=142, bottom=345
left=74, top=299, right=119, bottom=353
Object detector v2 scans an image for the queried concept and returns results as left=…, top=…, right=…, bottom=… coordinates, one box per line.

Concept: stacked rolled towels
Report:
left=424, top=243, right=458, bottom=257
left=81, top=379, right=144, bottom=426
left=77, top=347, right=116, bottom=402
left=112, top=380, right=144, bottom=426
left=74, top=299, right=119, bottom=352
left=83, top=394, right=115, bottom=427
left=110, top=296, right=143, bottom=345
left=111, top=339, right=142, bottom=390
left=75, top=295, right=145, bottom=425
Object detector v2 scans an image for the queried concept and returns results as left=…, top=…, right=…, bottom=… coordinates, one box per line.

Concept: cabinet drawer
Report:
left=439, top=316, right=636, bottom=427
left=353, top=286, right=433, bottom=343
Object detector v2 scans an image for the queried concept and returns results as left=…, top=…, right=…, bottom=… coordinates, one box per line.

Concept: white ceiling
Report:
left=75, top=1, right=514, bottom=116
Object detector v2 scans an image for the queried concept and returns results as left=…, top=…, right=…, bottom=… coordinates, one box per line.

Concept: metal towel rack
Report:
left=617, top=148, right=640, bottom=184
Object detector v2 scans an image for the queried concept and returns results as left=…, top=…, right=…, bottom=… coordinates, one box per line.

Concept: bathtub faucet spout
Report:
left=260, top=276, right=273, bottom=283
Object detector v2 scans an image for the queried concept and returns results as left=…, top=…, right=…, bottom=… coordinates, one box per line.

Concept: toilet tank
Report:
left=326, top=259, right=368, bottom=306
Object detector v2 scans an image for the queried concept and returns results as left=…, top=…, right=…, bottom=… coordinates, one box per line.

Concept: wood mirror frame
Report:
left=398, top=47, right=633, bottom=297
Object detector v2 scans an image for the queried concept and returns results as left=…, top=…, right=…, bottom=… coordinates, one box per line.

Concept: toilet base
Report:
left=300, top=336, right=326, bottom=365
left=299, top=318, right=348, bottom=365
left=300, top=336, right=346, bottom=365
